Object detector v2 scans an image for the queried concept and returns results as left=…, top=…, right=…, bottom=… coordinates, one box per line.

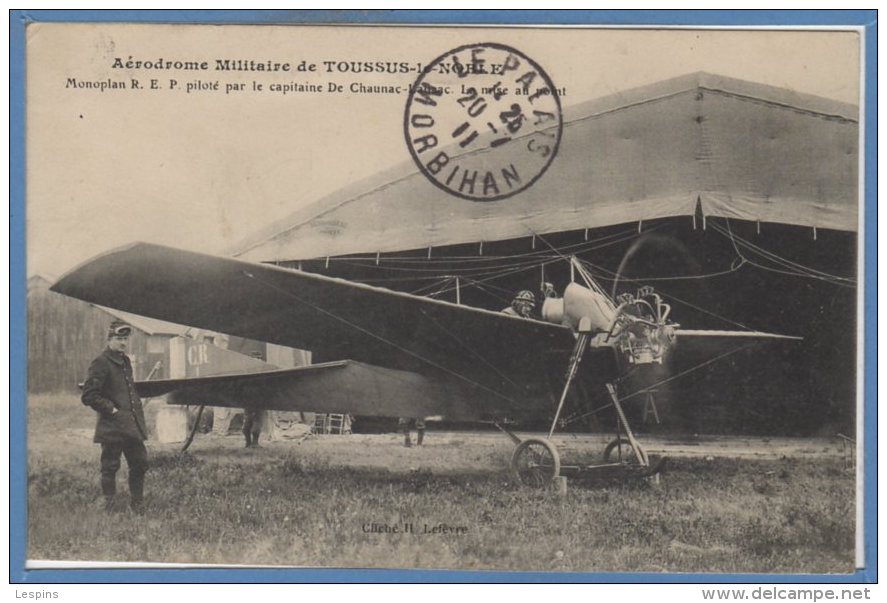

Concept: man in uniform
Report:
left=81, top=320, right=148, bottom=513
left=501, top=290, right=536, bottom=318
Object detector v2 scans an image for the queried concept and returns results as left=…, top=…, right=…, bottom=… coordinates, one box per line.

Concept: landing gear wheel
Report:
left=603, top=438, right=640, bottom=465
left=511, top=438, right=561, bottom=488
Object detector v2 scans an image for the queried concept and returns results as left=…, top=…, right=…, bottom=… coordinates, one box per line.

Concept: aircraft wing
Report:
left=673, top=328, right=801, bottom=353
left=654, top=329, right=803, bottom=379
left=675, top=329, right=802, bottom=341
left=52, top=242, right=576, bottom=400
left=137, top=360, right=497, bottom=421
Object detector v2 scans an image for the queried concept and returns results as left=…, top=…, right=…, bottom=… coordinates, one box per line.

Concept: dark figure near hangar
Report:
left=243, top=408, right=265, bottom=448
left=242, top=349, right=267, bottom=448
left=398, top=417, right=426, bottom=447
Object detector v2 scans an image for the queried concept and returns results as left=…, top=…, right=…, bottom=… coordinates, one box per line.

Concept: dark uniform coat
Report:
left=81, top=348, right=148, bottom=443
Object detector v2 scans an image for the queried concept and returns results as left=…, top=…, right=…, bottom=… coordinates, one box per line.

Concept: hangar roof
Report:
left=232, top=72, right=858, bottom=263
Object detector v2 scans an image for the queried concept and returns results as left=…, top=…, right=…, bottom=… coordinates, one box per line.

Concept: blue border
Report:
left=6, top=9, right=881, bottom=26
left=861, top=11, right=878, bottom=587
left=10, top=6, right=29, bottom=586
left=9, top=9, right=877, bottom=584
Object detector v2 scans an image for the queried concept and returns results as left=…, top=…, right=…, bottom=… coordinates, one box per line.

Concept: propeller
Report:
left=605, top=233, right=705, bottom=430
left=550, top=233, right=795, bottom=435
left=610, top=233, right=703, bottom=301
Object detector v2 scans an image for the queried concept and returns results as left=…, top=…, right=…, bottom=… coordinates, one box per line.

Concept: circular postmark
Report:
left=404, top=43, right=563, bottom=202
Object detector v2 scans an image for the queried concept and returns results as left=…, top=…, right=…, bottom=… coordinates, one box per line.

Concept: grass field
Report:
left=27, top=394, right=856, bottom=574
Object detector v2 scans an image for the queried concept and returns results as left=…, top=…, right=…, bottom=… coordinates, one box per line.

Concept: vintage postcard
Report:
left=17, top=14, right=873, bottom=581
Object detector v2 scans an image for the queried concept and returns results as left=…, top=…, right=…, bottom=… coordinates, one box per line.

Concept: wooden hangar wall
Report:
left=27, top=276, right=180, bottom=392
left=276, top=217, right=857, bottom=438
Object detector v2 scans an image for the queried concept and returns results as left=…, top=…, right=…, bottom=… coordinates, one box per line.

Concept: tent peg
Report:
left=427, top=246, right=432, bottom=259
left=479, top=241, right=484, bottom=255
left=531, top=234, right=536, bottom=249
left=324, top=256, right=330, bottom=269
left=375, top=251, right=381, bottom=265
left=812, top=226, right=817, bottom=241
left=756, top=220, right=761, bottom=235
left=702, top=215, right=707, bottom=230
left=584, top=228, right=589, bottom=240
left=638, top=220, right=643, bottom=233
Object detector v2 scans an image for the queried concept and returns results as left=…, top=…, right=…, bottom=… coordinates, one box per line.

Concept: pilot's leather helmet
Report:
left=513, top=290, right=536, bottom=305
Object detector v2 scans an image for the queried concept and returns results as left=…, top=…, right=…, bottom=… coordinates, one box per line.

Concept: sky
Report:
left=24, top=22, right=861, bottom=278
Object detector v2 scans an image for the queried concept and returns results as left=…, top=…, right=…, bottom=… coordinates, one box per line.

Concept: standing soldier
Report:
left=81, top=320, right=148, bottom=513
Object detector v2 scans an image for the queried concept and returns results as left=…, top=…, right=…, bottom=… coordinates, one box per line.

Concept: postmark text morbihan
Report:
left=404, top=43, right=563, bottom=202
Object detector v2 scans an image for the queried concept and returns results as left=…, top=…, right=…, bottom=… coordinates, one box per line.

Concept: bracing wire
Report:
left=573, top=256, right=755, bottom=332
left=417, top=307, right=522, bottom=388
left=457, top=275, right=514, bottom=296
left=331, top=227, right=652, bottom=277
left=615, top=341, right=762, bottom=405
left=320, top=226, right=643, bottom=266
left=241, top=270, right=520, bottom=405
left=559, top=341, right=761, bottom=427
left=587, top=256, right=748, bottom=283
left=451, top=277, right=513, bottom=305
left=713, top=220, right=855, bottom=287
left=720, top=220, right=853, bottom=281
left=410, top=275, right=456, bottom=296
left=430, top=256, right=567, bottom=300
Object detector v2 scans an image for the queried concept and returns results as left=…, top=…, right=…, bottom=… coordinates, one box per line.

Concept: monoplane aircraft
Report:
left=51, top=242, right=799, bottom=487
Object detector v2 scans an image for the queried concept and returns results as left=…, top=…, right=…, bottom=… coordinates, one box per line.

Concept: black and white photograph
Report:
left=22, top=19, right=865, bottom=576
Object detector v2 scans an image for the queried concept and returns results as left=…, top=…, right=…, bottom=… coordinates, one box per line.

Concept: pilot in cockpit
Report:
left=501, top=289, right=536, bottom=318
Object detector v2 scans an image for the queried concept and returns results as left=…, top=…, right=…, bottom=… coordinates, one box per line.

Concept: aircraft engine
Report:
left=543, top=281, right=678, bottom=365
left=558, top=282, right=618, bottom=332
left=611, top=286, right=678, bottom=365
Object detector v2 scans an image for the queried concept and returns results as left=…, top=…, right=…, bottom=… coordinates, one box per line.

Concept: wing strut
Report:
left=548, top=323, right=591, bottom=438
left=181, top=405, right=206, bottom=453
left=605, top=383, right=650, bottom=468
